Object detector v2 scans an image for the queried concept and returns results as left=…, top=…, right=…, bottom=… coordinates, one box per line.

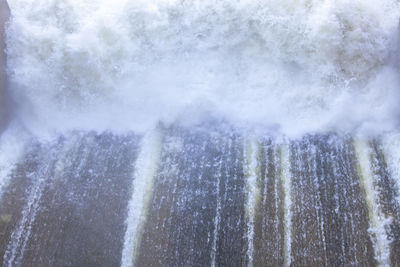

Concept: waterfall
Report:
left=1, top=0, right=400, bottom=266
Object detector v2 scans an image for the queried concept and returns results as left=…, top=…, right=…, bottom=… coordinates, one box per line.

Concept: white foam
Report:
left=4, top=0, right=400, bottom=136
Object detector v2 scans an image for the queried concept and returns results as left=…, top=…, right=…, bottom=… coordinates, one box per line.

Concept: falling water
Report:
left=0, top=0, right=400, bottom=266
left=244, top=138, right=260, bottom=267
left=354, top=139, right=391, bottom=266
left=280, top=143, right=292, bottom=267
left=0, top=125, right=397, bottom=265
left=121, top=129, right=162, bottom=267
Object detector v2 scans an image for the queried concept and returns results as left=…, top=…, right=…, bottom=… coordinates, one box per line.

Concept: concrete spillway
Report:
left=0, top=127, right=398, bottom=266
left=1, top=0, right=400, bottom=265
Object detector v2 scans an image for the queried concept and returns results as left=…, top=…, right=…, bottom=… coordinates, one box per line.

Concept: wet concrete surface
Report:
left=0, top=130, right=398, bottom=266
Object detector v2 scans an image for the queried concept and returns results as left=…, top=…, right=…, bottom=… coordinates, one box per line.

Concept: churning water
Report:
left=0, top=0, right=400, bottom=266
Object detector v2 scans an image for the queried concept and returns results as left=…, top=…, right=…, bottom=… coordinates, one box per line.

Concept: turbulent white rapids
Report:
left=5, top=0, right=400, bottom=135
left=1, top=0, right=400, bottom=266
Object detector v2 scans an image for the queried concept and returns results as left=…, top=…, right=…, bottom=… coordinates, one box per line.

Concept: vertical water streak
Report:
left=369, top=139, right=400, bottom=266
left=7, top=133, right=139, bottom=266
left=312, top=140, right=327, bottom=264
left=214, top=131, right=247, bottom=266
left=2, top=140, right=64, bottom=266
left=381, top=134, right=400, bottom=266
left=354, top=138, right=391, bottom=266
left=136, top=126, right=247, bottom=265
left=135, top=128, right=219, bottom=265
left=252, top=139, right=285, bottom=266
left=381, top=133, right=400, bottom=206
left=121, top=130, right=162, bottom=267
left=244, top=138, right=260, bottom=266
left=210, top=135, right=226, bottom=267
left=280, top=142, right=292, bottom=267
left=290, top=135, right=375, bottom=265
